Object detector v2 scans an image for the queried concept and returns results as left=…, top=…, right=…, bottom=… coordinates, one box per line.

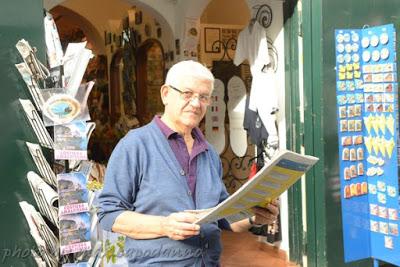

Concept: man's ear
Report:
left=160, top=85, right=169, bottom=105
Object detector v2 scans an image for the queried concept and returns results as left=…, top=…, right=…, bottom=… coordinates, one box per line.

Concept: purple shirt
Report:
left=154, top=116, right=208, bottom=201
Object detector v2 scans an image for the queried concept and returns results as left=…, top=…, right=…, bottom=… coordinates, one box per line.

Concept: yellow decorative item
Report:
left=378, top=137, right=386, bottom=158
left=346, top=72, right=353, bottom=80
left=372, top=137, right=380, bottom=156
left=365, top=136, right=373, bottom=154
left=346, top=64, right=353, bottom=71
left=378, top=114, right=386, bottom=135
left=372, top=115, right=380, bottom=135
left=385, top=138, right=395, bottom=158
left=386, top=114, right=395, bottom=136
left=364, top=115, right=373, bottom=134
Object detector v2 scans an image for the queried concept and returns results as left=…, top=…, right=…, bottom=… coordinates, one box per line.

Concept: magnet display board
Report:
left=335, top=24, right=400, bottom=266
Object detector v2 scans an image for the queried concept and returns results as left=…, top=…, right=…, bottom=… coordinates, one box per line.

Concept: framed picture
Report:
left=135, top=11, right=142, bottom=25
left=157, top=27, right=162, bottom=38
left=104, top=31, right=112, bottom=45
left=204, top=27, right=221, bottom=53
left=175, top=39, right=180, bottom=55
left=122, top=16, right=129, bottom=30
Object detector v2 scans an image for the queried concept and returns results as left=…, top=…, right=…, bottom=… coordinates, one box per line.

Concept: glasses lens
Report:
left=181, top=91, right=194, bottom=102
left=199, top=95, right=211, bottom=104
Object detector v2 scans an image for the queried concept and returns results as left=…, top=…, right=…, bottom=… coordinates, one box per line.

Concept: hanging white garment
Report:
left=205, top=79, right=226, bottom=154
left=234, top=21, right=270, bottom=72
left=234, top=21, right=279, bottom=146
left=227, top=76, right=248, bottom=157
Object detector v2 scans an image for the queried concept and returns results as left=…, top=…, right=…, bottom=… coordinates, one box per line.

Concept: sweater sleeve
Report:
left=97, top=136, right=139, bottom=231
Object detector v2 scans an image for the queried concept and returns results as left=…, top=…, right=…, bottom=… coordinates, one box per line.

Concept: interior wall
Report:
left=59, top=0, right=131, bottom=38
left=200, top=0, right=250, bottom=25
left=51, top=5, right=106, bottom=54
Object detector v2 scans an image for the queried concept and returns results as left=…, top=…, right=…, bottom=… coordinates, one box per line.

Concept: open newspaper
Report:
left=195, top=149, right=319, bottom=224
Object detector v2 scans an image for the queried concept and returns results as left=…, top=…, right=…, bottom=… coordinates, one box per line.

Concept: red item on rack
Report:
left=248, top=162, right=257, bottom=180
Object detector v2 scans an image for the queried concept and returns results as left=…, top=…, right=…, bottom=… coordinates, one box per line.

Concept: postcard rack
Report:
left=15, top=11, right=101, bottom=267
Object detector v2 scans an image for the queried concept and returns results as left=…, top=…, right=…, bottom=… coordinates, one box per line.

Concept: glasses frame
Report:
left=168, top=85, right=212, bottom=105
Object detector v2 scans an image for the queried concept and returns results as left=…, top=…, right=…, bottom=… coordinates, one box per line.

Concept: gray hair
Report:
left=165, top=60, right=214, bottom=89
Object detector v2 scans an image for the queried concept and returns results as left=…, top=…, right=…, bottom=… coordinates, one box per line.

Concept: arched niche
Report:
left=136, top=38, right=165, bottom=125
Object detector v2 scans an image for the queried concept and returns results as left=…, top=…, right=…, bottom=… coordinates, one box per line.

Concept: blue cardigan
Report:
left=97, top=120, right=229, bottom=266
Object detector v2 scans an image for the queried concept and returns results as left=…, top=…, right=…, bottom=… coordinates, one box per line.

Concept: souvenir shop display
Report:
left=335, top=24, right=400, bottom=266
left=14, top=11, right=102, bottom=266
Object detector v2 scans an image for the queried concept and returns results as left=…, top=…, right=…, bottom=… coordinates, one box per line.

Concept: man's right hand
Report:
left=161, top=212, right=201, bottom=240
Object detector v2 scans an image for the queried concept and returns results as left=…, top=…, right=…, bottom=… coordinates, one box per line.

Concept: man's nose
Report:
left=189, top=96, right=201, bottom=107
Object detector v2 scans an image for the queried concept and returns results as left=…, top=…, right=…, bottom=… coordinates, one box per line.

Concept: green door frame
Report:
left=301, top=0, right=327, bottom=266
left=284, top=0, right=304, bottom=264
left=285, top=0, right=327, bottom=266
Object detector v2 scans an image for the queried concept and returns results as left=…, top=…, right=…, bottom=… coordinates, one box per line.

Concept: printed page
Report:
left=195, top=149, right=319, bottom=224
left=63, top=42, right=93, bottom=97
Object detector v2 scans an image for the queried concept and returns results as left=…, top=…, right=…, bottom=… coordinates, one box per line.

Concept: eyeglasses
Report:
left=168, top=85, right=211, bottom=105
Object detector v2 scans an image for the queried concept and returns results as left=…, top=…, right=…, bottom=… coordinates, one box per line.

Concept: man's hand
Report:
left=252, top=199, right=280, bottom=225
left=161, top=212, right=201, bottom=240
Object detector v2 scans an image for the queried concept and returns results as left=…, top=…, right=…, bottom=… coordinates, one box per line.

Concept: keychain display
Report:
left=335, top=24, right=400, bottom=266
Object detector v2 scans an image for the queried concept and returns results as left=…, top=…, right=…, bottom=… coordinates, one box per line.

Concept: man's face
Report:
left=162, top=76, right=213, bottom=130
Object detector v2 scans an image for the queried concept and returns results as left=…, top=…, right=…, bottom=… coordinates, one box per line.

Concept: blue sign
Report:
left=335, top=24, right=400, bottom=266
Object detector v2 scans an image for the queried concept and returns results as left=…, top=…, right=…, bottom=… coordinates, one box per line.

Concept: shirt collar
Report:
left=153, top=115, right=209, bottom=150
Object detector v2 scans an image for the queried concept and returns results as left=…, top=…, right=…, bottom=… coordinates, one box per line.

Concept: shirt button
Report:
left=180, top=169, right=185, bottom=175
left=188, top=190, right=192, bottom=196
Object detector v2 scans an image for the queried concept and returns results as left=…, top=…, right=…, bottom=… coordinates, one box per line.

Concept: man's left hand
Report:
left=251, top=199, right=280, bottom=225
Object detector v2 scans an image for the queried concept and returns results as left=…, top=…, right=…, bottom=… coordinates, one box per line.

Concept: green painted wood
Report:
left=302, top=0, right=321, bottom=266
left=320, top=0, right=400, bottom=266
left=302, top=0, right=400, bottom=266
left=284, top=0, right=303, bottom=264
left=0, top=0, right=45, bottom=266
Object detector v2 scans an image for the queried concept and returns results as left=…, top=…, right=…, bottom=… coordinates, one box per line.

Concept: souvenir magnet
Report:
left=380, top=48, right=389, bottom=60
left=351, top=32, right=359, bottom=42
left=336, top=33, right=344, bottom=43
left=370, top=35, right=379, bottom=46
left=343, top=33, right=351, bottom=42
left=380, top=32, right=389, bottom=45
left=361, top=37, right=370, bottom=48
left=43, top=94, right=81, bottom=124
left=362, top=50, right=371, bottom=62
left=336, top=43, right=345, bottom=53
left=371, top=50, right=380, bottom=62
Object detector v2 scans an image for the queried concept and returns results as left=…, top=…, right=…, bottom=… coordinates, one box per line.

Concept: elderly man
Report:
left=97, top=60, right=279, bottom=266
